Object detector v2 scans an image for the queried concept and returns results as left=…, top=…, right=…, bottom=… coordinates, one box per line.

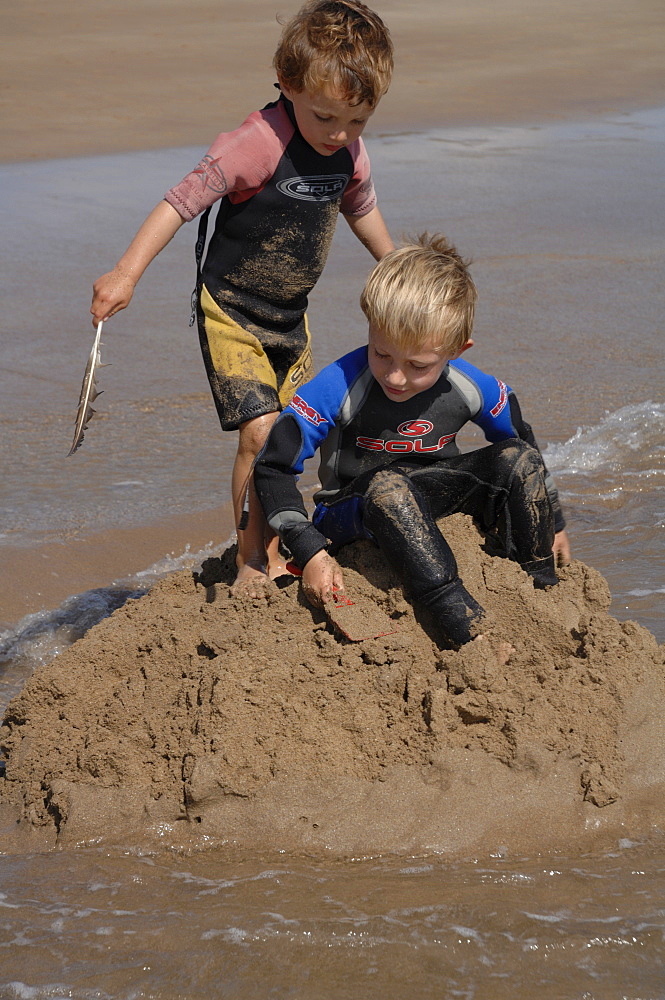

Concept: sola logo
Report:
left=277, top=174, right=348, bottom=202
left=397, top=420, right=434, bottom=436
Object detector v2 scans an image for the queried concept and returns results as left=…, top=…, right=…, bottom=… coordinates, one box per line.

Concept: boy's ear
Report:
left=278, top=77, right=296, bottom=101
left=452, top=339, right=474, bottom=359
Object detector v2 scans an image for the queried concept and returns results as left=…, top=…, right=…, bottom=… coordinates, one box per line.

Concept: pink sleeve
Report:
left=164, top=107, right=293, bottom=222
left=340, top=138, right=377, bottom=218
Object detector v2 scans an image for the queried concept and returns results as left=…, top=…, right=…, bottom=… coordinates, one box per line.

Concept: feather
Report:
left=68, top=320, right=108, bottom=456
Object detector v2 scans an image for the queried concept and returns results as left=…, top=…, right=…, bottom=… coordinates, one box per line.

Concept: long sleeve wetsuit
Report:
left=254, top=347, right=564, bottom=647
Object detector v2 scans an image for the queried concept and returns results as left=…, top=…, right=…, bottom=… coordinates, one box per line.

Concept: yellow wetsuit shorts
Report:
left=196, top=284, right=313, bottom=431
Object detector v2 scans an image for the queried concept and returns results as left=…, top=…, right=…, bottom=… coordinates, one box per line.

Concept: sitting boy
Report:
left=254, top=234, right=570, bottom=647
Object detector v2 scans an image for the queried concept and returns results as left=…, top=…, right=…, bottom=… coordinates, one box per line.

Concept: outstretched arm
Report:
left=90, top=200, right=186, bottom=325
left=343, top=206, right=394, bottom=261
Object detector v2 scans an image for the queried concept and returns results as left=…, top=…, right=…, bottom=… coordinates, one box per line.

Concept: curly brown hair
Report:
left=273, top=1, right=393, bottom=107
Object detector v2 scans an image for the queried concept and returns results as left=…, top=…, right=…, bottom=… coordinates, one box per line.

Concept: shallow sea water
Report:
left=0, top=109, right=663, bottom=996
left=2, top=840, right=665, bottom=1000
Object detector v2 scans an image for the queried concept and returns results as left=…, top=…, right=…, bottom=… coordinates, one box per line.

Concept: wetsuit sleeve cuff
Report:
left=279, top=521, right=329, bottom=569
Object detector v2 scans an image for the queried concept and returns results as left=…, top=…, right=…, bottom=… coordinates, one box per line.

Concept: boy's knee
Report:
left=496, top=439, right=547, bottom=493
left=364, top=467, right=413, bottom=518
left=495, top=437, right=539, bottom=468
left=366, top=465, right=408, bottom=494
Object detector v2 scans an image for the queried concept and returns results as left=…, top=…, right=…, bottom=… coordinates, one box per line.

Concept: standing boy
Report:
left=90, top=1, right=394, bottom=594
left=254, top=234, right=571, bottom=648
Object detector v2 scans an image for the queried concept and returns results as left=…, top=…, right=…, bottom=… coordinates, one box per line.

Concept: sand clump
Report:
left=1, top=514, right=663, bottom=857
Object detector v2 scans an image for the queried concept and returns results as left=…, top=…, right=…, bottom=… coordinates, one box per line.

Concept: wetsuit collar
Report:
left=275, top=87, right=298, bottom=130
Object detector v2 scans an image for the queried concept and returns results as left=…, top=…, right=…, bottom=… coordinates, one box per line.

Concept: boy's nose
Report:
left=385, top=367, right=407, bottom=387
left=329, top=128, right=348, bottom=144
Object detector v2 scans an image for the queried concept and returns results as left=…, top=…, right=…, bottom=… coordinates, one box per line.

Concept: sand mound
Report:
left=1, top=515, right=663, bottom=857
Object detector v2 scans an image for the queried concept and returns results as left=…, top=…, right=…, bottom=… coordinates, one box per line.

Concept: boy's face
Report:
left=368, top=326, right=473, bottom=404
left=279, top=81, right=375, bottom=156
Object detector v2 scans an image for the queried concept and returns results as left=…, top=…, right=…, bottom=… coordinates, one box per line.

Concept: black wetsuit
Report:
left=165, top=95, right=376, bottom=429
left=255, top=347, right=565, bottom=646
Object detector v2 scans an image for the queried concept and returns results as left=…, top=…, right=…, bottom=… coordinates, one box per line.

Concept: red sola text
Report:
left=356, top=433, right=456, bottom=454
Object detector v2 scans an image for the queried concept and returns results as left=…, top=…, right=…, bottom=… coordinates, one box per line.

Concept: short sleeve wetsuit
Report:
left=165, top=94, right=376, bottom=430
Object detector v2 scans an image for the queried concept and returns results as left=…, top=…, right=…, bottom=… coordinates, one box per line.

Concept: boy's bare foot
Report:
left=267, top=555, right=292, bottom=581
left=265, top=532, right=296, bottom=581
left=231, top=563, right=274, bottom=599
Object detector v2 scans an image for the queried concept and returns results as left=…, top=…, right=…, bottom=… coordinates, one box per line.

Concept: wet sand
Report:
left=3, top=0, right=665, bottom=163
left=3, top=516, right=664, bottom=856
left=0, top=504, right=234, bottom=629
left=2, top=0, right=664, bottom=858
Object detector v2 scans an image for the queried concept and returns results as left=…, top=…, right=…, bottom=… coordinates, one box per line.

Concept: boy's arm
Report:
left=254, top=412, right=330, bottom=569
left=256, top=353, right=364, bottom=571
left=90, top=110, right=286, bottom=326
left=255, top=422, right=346, bottom=604
left=91, top=200, right=185, bottom=325
left=343, top=206, right=394, bottom=260
left=460, top=363, right=568, bottom=543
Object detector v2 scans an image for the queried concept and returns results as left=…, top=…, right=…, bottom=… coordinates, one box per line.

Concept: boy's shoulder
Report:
left=225, top=97, right=295, bottom=152
left=331, top=344, right=370, bottom=375
left=288, top=346, right=369, bottom=423
left=449, top=356, right=507, bottom=393
left=448, top=356, right=513, bottom=422
left=226, top=96, right=371, bottom=179
left=303, top=345, right=369, bottom=391
left=449, top=356, right=489, bottom=379
left=190, top=98, right=296, bottom=197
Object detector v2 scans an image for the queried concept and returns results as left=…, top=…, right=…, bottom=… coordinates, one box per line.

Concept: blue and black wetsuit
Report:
left=255, top=346, right=565, bottom=646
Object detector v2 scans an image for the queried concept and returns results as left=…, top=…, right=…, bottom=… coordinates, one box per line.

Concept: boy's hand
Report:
left=91, top=267, right=136, bottom=325
left=553, top=529, right=571, bottom=566
left=301, top=550, right=345, bottom=608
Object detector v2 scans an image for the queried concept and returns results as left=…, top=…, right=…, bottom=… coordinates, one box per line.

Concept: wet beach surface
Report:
left=1, top=106, right=663, bottom=1000
left=2, top=841, right=665, bottom=999
left=2, top=110, right=663, bottom=636
left=4, top=0, right=665, bottom=163
left=1, top=2, right=664, bottom=997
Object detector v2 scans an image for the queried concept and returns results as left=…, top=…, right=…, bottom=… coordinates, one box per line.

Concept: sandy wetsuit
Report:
left=255, top=346, right=566, bottom=645
left=165, top=94, right=376, bottom=430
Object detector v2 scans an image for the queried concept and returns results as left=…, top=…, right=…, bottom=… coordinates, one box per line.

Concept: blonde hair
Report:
left=273, top=0, right=393, bottom=107
left=360, top=234, right=477, bottom=353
